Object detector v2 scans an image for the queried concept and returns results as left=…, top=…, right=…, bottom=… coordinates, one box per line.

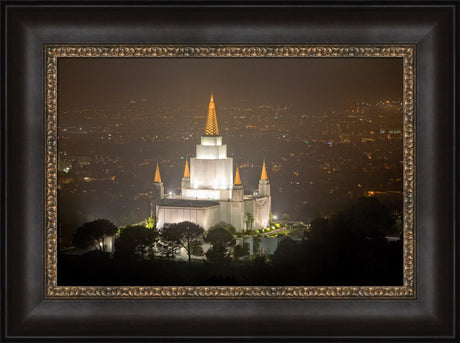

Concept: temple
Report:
left=151, top=94, right=271, bottom=232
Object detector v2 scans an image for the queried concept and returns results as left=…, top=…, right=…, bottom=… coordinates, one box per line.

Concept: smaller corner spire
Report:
left=260, top=159, right=268, bottom=180
left=154, top=162, right=162, bottom=183
left=234, top=166, right=242, bottom=185
left=183, top=159, right=190, bottom=178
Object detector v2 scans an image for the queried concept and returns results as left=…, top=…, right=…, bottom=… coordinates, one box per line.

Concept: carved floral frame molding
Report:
left=45, top=45, right=415, bottom=299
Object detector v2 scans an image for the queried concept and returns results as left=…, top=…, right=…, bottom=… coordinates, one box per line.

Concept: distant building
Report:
left=151, top=95, right=271, bottom=232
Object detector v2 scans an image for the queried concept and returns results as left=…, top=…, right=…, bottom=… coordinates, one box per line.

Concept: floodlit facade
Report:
left=151, top=94, right=271, bottom=232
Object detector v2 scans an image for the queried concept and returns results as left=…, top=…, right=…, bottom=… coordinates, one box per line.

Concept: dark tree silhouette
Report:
left=271, top=237, right=301, bottom=265
left=59, top=197, right=402, bottom=287
left=205, top=225, right=236, bottom=262
left=161, top=221, right=205, bottom=263
left=114, top=229, right=137, bottom=261
left=333, top=196, right=394, bottom=237
left=302, top=197, right=400, bottom=284
left=156, top=239, right=179, bottom=260
left=115, top=224, right=159, bottom=261
left=73, top=219, right=117, bottom=252
left=233, top=241, right=250, bottom=260
left=268, top=197, right=403, bottom=285
left=215, top=222, right=237, bottom=235
left=252, top=235, right=261, bottom=254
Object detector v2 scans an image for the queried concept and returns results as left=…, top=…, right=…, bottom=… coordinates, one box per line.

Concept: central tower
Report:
left=182, top=94, right=233, bottom=200
left=154, top=93, right=271, bottom=231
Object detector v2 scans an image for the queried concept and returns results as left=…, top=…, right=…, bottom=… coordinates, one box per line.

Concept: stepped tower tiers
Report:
left=154, top=94, right=272, bottom=233
left=182, top=94, right=233, bottom=200
left=150, top=163, right=164, bottom=217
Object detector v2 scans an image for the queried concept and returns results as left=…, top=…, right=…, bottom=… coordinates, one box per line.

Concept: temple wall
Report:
left=156, top=205, right=221, bottom=230
left=182, top=188, right=232, bottom=200
left=230, top=201, right=245, bottom=232
left=216, top=200, right=244, bottom=232
left=243, top=196, right=271, bottom=230
left=254, top=196, right=271, bottom=229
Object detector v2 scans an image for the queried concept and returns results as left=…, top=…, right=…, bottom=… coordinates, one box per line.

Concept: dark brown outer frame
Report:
left=2, top=2, right=456, bottom=341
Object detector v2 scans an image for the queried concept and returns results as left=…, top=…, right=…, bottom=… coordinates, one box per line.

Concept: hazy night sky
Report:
left=58, top=57, right=403, bottom=112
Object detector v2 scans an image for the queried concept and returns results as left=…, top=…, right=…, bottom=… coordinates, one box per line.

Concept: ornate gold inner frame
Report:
left=45, top=45, right=415, bottom=299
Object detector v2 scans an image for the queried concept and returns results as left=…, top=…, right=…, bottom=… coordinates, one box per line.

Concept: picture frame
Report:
left=2, top=1, right=457, bottom=341
left=47, top=44, right=414, bottom=298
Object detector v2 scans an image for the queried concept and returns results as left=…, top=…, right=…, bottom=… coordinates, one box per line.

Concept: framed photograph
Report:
left=50, top=46, right=413, bottom=295
left=2, top=1, right=457, bottom=341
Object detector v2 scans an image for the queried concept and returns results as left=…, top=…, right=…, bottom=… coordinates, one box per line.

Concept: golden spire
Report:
left=260, top=159, right=268, bottom=180
left=183, top=159, right=190, bottom=178
left=204, top=93, right=219, bottom=136
left=154, top=163, right=162, bottom=183
left=234, top=166, right=242, bottom=185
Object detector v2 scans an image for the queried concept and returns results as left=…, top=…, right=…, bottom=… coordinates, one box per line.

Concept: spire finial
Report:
left=204, top=94, right=219, bottom=136
left=260, top=159, right=268, bottom=180
left=234, top=166, right=242, bottom=185
left=154, top=162, right=162, bottom=183
left=183, top=159, right=190, bottom=178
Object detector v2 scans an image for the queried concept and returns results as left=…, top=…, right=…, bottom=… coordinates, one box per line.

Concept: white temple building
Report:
left=151, top=94, right=271, bottom=232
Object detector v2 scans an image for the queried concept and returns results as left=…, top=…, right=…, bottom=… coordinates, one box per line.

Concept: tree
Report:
left=114, top=228, right=137, bottom=261
left=252, top=236, right=261, bottom=254
left=245, top=213, right=254, bottom=232
left=332, top=196, right=394, bottom=238
left=144, top=216, right=156, bottom=229
left=299, top=197, right=399, bottom=284
left=114, top=224, right=159, bottom=261
left=215, top=222, right=236, bottom=235
left=73, top=219, right=117, bottom=252
left=233, top=242, right=250, bottom=260
left=269, top=212, right=274, bottom=224
left=271, top=237, right=301, bottom=265
left=189, top=240, right=204, bottom=258
left=204, top=225, right=236, bottom=262
left=156, top=240, right=179, bottom=260
left=161, top=221, right=205, bottom=263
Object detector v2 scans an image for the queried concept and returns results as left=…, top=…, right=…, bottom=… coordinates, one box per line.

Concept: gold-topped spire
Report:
left=234, top=166, right=242, bottom=185
left=260, top=159, right=268, bottom=180
left=204, top=94, right=219, bottom=136
left=183, top=159, right=190, bottom=178
left=154, top=162, right=162, bottom=183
